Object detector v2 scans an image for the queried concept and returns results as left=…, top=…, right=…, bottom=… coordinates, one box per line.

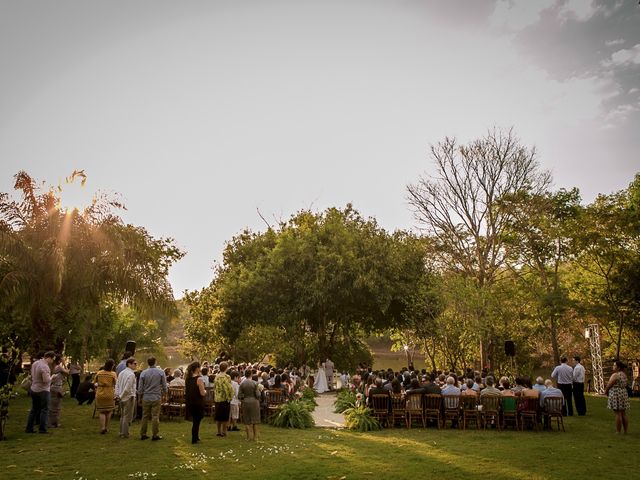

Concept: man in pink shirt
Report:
left=25, top=351, right=55, bottom=434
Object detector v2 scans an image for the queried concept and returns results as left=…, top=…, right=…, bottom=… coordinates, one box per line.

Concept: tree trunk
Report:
left=615, top=313, right=624, bottom=360
left=550, top=316, right=560, bottom=365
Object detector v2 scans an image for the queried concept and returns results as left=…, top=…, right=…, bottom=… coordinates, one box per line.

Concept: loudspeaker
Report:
left=504, top=340, right=516, bottom=357
left=125, top=340, right=137, bottom=356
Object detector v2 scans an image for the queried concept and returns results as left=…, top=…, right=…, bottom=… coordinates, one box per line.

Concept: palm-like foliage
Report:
left=268, top=399, right=316, bottom=429
left=0, top=171, right=184, bottom=358
left=343, top=405, right=381, bottom=432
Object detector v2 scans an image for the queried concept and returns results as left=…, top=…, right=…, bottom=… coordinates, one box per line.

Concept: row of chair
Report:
left=159, top=386, right=289, bottom=422
left=369, top=393, right=565, bottom=431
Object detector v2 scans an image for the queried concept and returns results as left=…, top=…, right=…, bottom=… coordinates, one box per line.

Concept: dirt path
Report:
left=312, top=391, right=344, bottom=428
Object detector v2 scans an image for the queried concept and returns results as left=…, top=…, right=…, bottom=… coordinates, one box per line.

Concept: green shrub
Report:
left=300, top=385, right=318, bottom=408
left=344, top=405, right=381, bottom=432
left=333, top=389, right=356, bottom=413
left=268, top=399, right=316, bottom=429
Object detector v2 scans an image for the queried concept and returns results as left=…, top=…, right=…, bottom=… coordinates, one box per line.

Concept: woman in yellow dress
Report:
left=95, top=359, right=117, bottom=434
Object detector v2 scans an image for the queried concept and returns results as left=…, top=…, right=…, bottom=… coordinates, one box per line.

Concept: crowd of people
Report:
left=18, top=349, right=631, bottom=437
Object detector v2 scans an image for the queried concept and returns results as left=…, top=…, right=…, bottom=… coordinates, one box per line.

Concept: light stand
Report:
left=585, top=324, right=605, bottom=394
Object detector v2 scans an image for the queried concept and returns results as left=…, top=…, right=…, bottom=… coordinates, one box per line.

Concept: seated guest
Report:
left=500, top=377, right=515, bottom=396
left=76, top=374, right=96, bottom=405
left=532, top=376, right=546, bottom=393
left=521, top=380, right=540, bottom=399
left=539, top=379, right=563, bottom=409
left=406, top=378, right=425, bottom=394
left=200, top=367, right=211, bottom=387
left=480, top=376, right=501, bottom=397
left=424, top=373, right=442, bottom=395
left=367, top=378, right=389, bottom=400
left=390, top=378, right=404, bottom=395
left=462, top=379, right=478, bottom=396
left=164, top=367, right=174, bottom=384
left=511, top=377, right=526, bottom=395
left=169, top=369, right=185, bottom=387
left=441, top=376, right=461, bottom=396
left=474, top=375, right=484, bottom=390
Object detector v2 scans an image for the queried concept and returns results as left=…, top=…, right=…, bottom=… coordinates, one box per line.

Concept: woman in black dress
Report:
left=185, top=361, right=206, bottom=444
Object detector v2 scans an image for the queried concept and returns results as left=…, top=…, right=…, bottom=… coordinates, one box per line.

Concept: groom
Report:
left=324, top=358, right=334, bottom=391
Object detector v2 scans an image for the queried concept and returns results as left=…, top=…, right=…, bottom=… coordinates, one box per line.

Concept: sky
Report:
left=1, top=0, right=639, bottom=296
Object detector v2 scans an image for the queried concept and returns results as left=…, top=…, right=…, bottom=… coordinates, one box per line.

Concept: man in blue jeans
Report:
left=25, top=351, right=55, bottom=433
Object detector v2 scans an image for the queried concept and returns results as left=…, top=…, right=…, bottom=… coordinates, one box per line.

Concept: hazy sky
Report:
left=1, top=0, right=638, bottom=296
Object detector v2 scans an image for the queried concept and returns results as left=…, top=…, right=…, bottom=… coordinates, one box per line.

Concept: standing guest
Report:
left=138, top=357, right=168, bottom=441
left=229, top=371, right=241, bottom=432
left=573, top=356, right=587, bottom=416
left=213, top=361, right=234, bottom=437
left=324, top=358, right=335, bottom=391
left=76, top=374, right=96, bottom=405
left=551, top=356, right=574, bottom=416
left=238, top=368, right=261, bottom=441
left=185, top=361, right=206, bottom=444
left=605, top=360, right=630, bottom=434
left=116, top=352, right=133, bottom=375
left=48, top=354, right=68, bottom=428
left=25, top=351, right=55, bottom=434
left=115, top=357, right=137, bottom=439
left=68, top=361, right=81, bottom=398
left=95, top=359, right=117, bottom=434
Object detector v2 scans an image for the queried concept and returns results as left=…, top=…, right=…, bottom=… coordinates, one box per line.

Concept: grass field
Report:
left=0, top=393, right=636, bottom=480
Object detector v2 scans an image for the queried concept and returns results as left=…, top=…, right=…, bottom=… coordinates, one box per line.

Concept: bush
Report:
left=333, top=389, right=356, bottom=413
left=344, top=405, right=381, bottom=432
left=300, top=385, right=318, bottom=408
left=268, top=399, right=316, bottom=429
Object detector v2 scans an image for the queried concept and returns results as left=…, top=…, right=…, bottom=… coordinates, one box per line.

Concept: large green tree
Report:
left=186, top=205, right=437, bottom=369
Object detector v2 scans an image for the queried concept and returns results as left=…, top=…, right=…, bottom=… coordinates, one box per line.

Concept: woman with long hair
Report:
left=185, top=361, right=206, bottom=444
left=605, top=360, right=630, bottom=434
left=95, top=358, right=117, bottom=434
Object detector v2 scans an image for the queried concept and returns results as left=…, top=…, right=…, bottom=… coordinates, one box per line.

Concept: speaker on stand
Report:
left=504, top=340, right=517, bottom=379
left=125, top=340, right=137, bottom=357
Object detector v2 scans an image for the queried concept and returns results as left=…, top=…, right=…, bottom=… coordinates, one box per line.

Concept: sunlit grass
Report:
left=1, top=394, right=636, bottom=479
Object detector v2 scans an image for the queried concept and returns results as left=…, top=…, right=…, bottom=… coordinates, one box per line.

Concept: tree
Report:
left=407, top=128, right=551, bottom=367
left=572, top=175, right=640, bottom=359
left=186, top=205, right=436, bottom=369
left=501, top=188, right=581, bottom=364
left=0, top=171, right=184, bottom=362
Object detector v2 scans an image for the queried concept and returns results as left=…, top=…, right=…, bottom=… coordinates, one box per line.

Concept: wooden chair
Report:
left=405, top=393, right=425, bottom=428
left=163, top=386, right=186, bottom=420
left=480, top=395, right=501, bottom=430
left=518, top=396, right=540, bottom=431
left=544, top=396, right=565, bottom=432
left=203, top=387, right=215, bottom=421
left=461, top=394, right=481, bottom=430
left=442, top=395, right=460, bottom=429
left=265, top=388, right=286, bottom=419
left=389, top=393, right=407, bottom=428
left=370, top=394, right=391, bottom=427
left=424, top=394, right=442, bottom=429
left=501, top=396, right=519, bottom=430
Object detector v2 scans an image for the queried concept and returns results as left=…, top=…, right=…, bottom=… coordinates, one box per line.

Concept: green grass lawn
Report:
left=1, top=394, right=637, bottom=480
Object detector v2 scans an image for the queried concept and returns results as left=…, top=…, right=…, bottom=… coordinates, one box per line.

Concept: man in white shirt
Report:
left=551, top=356, right=574, bottom=416
left=572, top=356, right=586, bottom=416
left=115, top=357, right=137, bottom=438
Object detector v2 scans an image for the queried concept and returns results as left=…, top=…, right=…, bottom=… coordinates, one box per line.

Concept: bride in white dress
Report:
left=313, top=362, right=329, bottom=394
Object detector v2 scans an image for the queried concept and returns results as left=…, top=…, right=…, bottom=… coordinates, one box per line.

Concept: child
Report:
left=229, top=370, right=241, bottom=431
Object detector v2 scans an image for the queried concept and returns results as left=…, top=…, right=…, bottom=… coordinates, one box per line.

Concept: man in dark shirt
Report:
left=424, top=373, right=443, bottom=395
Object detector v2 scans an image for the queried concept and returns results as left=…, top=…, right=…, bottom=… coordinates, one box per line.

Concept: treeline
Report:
left=184, top=129, right=640, bottom=373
